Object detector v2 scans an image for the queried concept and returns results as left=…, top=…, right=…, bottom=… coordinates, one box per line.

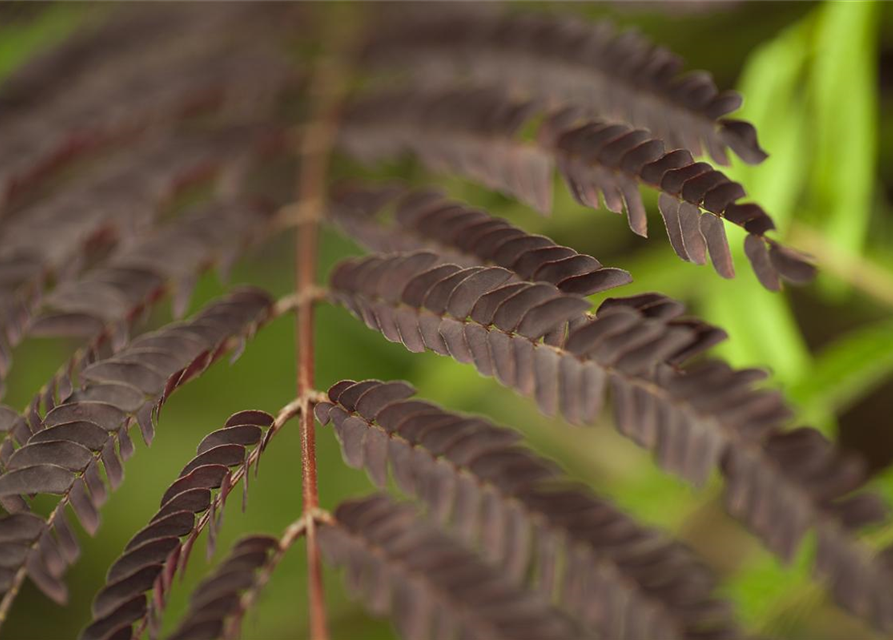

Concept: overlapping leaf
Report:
left=329, top=251, right=735, bottom=483
left=317, top=379, right=737, bottom=640
left=540, top=110, right=814, bottom=288
left=0, top=289, right=273, bottom=611
left=722, top=426, right=892, bottom=631
left=338, top=87, right=815, bottom=289
left=80, top=410, right=274, bottom=640
left=0, top=127, right=281, bottom=399
left=0, top=3, right=296, bottom=210
left=0, top=4, right=282, bottom=117
left=338, top=87, right=555, bottom=213
left=328, top=250, right=892, bottom=632
left=166, top=535, right=278, bottom=640
left=329, top=183, right=632, bottom=296
left=320, top=493, right=583, bottom=640
left=29, top=198, right=273, bottom=341
left=362, top=9, right=766, bottom=166
left=0, top=3, right=886, bottom=637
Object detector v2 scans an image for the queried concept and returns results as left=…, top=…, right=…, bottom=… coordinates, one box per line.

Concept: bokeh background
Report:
left=2, top=2, right=893, bottom=639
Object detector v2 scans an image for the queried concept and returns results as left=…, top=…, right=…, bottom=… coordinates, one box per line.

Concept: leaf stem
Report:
left=293, top=23, right=351, bottom=640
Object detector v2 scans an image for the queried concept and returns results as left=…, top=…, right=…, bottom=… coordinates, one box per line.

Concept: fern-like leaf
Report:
left=80, top=410, right=274, bottom=640
left=0, top=5, right=294, bottom=211
left=339, top=88, right=554, bottom=213
left=328, top=253, right=893, bottom=631
left=0, top=127, right=279, bottom=398
left=0, top=289, right=272, bottom=609
left=317, top=379, right=737, bottom=640
left=723, top=426, right=892, bottom=630
left=362, top=9, right=766, bottom=166
left=338, top=88, right=814, bottom=289
left=29, top=198, right=273, bottom=339
left=0, top=4, right=885, bottom=637
left=166, top=534, right=278, bottom=640
left=319, top=493, right=583, bottom=640
left=328, top=251, right=739, bottom=483
left=329, top=183, right=633, bottom=295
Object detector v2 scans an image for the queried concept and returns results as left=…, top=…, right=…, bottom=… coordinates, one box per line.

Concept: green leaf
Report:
left=724, top=17, right=813, bottom=231
left=703, top=270, right=810, bottom=386
left=788, top=317, right=893, bottom=431
left=809, top=1, right=879, bottom=292
left=722, top=540, right=815, bottom=633
left=0, top=6, right=85, bottom=82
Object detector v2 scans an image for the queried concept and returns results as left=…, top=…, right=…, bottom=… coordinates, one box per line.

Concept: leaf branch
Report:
left=292, top=11, right=355, bottom=639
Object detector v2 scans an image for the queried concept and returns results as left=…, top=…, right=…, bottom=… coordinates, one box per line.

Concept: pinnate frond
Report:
left=317, top=379, right=737, bottom=640
left=0, top=127, right=281, bottom=398
left=1, top=3, right=885, bottom=637
left=339, top=88, right=554, bottom=213
left=723, top=426, right=892, bottom=630
left=80, top=409, right=274, bottom=640
left=167, top=535, right=279, bottom=640
left=319, top=493, right=583, bottom=640
left=362, top=9, right=766, bottom=166
left=329, top=182, right=632, bottom=296
left=338, top=87, right=814, bottom=289
left=0, top=4, right=295, bottom=211
left=0, top=289, right=272, bottom=611
left=539, top=111, right=814, bottom=288
left=328, top=251, right=736, bottom=482
left=30, top=198, right=273, bottom=339
left=328, top=251, right=893, bottom=632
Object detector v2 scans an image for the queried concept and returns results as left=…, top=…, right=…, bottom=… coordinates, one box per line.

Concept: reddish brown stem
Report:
left=296, top=219, right=327, bottom=640
left=293, top=41, right=349, bottom=639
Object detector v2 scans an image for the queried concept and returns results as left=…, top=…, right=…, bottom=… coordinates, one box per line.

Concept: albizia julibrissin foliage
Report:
left=0, top=3, right=889, bottom=640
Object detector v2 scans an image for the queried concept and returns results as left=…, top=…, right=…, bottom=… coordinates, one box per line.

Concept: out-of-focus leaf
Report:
left=788, top=318, right=893, bottom=433
left=703, top=15, right=813, bottom=384
left=809, top=1, right=878, bottom=295
left=870, top=478, right=893, bottom=546
left=0, top=5, right=85, bottom=81
left=722, top=541, right=815, bottom=633
left=724, top=19, right=812, bottom=232
left=704, top=276, right=809, bottom=385
left=414, top=352, right=707, bottom=537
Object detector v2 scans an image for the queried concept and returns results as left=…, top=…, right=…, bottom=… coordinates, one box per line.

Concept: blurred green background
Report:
left=2, top=2, right=893, bottom=639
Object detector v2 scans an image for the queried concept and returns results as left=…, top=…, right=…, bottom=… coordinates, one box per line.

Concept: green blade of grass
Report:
left=788, top=317, right=893, bottom=431
left=0, top=5, right=86, bottom=82
left=809, top=1, right=879, bottom=297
